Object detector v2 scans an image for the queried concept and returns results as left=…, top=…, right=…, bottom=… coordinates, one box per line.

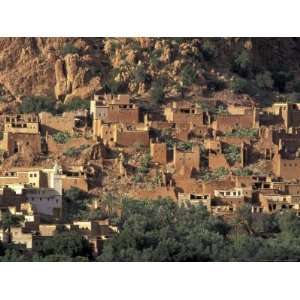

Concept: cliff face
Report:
left=0, top=37, right=103, bottom=101
left=0, top=37, right=300, bottom=103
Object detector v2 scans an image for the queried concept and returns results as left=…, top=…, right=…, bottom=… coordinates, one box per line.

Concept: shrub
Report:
left=225, top=128, right=258, bottom=138
left=230, top=77, right=252, bottom=94
left=41, top=231, right=91, bottom=258
left=293, top=81, right=300, bottom=93
left=150, top=81, right=165, bottom=104
left=63, top=147, right=80, bottom=157
left=134, top=65, right=147, bottom=84
left=255, top=71, right=274, bottom=90
left=180, top=65, right=198, bottom=87
left=202, top=40, right=216, bottom=61
left=61, top=43, right=79, bottom=55
left=199, top=167, right=229, bottom=181
left=223, top=144, right=241, bottom=165
left=176, top=141, right=193, bottom=151
left=53, top=132, right=71, bottom=144
left=133, top=173, right=144, bottom=183
left=63, top=98, right=89, bottom=111
left=19, top=96, right=56, bottom=114
left=272, top=71, right=294, bottom=93
left=232, top=50, right=251, bottom=77
left=205, top=74, right=226, bottom=92
left=233, top=168, right=253, bottom=176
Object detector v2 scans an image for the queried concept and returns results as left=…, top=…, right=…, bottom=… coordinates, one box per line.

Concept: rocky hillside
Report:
left=1, top=37, right=300, bottom=105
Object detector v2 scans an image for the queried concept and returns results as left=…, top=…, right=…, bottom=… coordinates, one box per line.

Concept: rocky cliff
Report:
left=0, top=37, right=300, bottom=104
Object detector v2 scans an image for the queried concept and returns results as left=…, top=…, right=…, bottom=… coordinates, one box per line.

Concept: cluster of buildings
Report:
left=1, top=93, right=300, bottom=254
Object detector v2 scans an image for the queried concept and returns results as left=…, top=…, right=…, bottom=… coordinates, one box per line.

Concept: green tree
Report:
left=232, top=50, right=252, bottom=77
left=52, top=132, right=71, bottom=144
left=19, top=96, right=57, bottom=114
left=63, top=187, right=90, bottom=221
left=230, top=77, right=252, bottom=94
left=150, top=81, right=165, bottom=104
left=61, top=43, right=79, bottom=55
left=202, top=40, right=216, bottom=61
left=63, top=98, right=89, bottom=111
left=98, top=198, right=229, bottom=262
left=41, top=231, right=92, bottom=258
left=272, top=71, right=294, bottom=93
left=1, top=212, right=24, bottom=235
left=255, top=71, right=274, bottom=90
left=223, top=144, right=241, bottom=165
left=101, top=193, right=121, bottom=218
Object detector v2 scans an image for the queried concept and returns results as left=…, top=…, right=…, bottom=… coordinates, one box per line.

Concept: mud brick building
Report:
left=272, top=138, right=300, bottom=180
left=212, top=107, right=258, bottom=134
left=178, top=192, right=211, bottom=211
left=94, top=121, right=149, bottom=147
left=271, top=103, right=300, bottom=129
left=173, top=144, right=200, bottom=175
left=39, top=110, right=88, bottom=135
left=91, top=94, right=140, bottom=124
left=164, top=101, right=209, bottom=126
left=1, top=114, right=41, bottom=156
left=150, top=140, right=168, bottom=165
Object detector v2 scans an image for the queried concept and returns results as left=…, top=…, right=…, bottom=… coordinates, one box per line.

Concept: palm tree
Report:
left=101, top=193, right=121, bottom=218
left=1, top=211, right=24, bottom=242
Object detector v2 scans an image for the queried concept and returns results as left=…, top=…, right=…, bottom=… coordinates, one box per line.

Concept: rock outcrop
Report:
left=0, top=37, right=300, bottom=104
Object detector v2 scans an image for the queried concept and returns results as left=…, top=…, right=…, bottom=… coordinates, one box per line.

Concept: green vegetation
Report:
left=62, top=187, right=104, bottom=222
left=180, top=65, right=198, bottom=87
left=63, top=144, right=89, bottom=157
left=134, top=64, right=147, bottom=84
left=150, top=80, right=165, bottom=104
left=230, top=77, right=252, bottom=94
left=272, top=71, right=294, bottom=93
left=1, top=212, right=24, bottom=232
left=205, top=75, right=226, bottom=92
left=201, top=40, right=216, bottom=61
left=19, top=96, right=89, bottom=115
left=160, top=128, right=176, bottom=149
left=62, top=98, right=90, bottom=111
left=224, top=128, right=258, bottom=138
left=95, top=199, right=300, bottom=262
left=19, top=96, right=57, bottom=114
left=233, top=168, right=253, bottom=176
left=40, top=231, right=92, bottom=258
left=134, top=153, right=152, bottom=183
left=199, top=167, right=229, bottom=181
left=223, top=144, right=241, bottom=165
left=61, top=43, right=80, bottom=55
left=255, top=71, right=274, bottom=90
left=293, top=80, right=300, bottom=93
left=232, top=50, right=252, bottom=78
left=199, top=102, right=228, bottom=116
left=2, top=198, right=300, bottom=261
left=176, top=141, right=193, bottom=151
left=97, top=199, right=300, bottom=261
left=52, top=132, right=71, bottom=144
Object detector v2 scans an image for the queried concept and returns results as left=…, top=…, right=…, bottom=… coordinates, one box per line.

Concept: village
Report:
left=0, top=91, right=300, bottom=257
